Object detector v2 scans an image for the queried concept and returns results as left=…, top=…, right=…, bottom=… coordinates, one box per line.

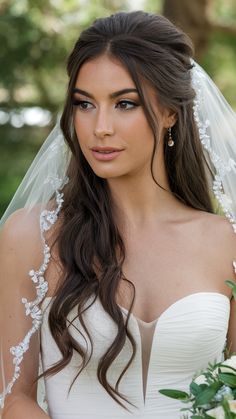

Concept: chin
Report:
left=86, top=159, right=118, bottom=176
left=93, top=171, right=122, bottom=180
left=90, top=166, right=126, bottom=180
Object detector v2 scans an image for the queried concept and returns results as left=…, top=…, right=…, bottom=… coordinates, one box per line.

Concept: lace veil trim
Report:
left=192, top=69, right=236, bottom=288
left=0, top=184, right=64, bottom=409
left=1, top=61, right=236, bottom=409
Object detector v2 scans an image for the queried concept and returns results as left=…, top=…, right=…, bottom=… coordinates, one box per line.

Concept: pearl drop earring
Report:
left=167, top=127, right=174, bottom=147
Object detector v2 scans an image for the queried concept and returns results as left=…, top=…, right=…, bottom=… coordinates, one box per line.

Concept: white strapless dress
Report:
left=40, top=292, right=230, bottom=418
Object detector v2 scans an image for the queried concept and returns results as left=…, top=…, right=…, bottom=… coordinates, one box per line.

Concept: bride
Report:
left=0, top=10, right=236, bottom=419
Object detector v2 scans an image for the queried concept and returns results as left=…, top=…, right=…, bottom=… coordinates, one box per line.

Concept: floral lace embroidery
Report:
left=192, top=64, right=236, bottom=288
left=0, top=185, right=64, bottom=409
left=192, top=65, right=236, bottom=234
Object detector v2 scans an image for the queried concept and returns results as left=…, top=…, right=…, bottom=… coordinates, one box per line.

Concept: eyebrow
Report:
left=72, top=87, right=138, bottom=99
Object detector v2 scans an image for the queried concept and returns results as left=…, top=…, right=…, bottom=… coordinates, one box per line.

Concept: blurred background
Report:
left=1, top=0, right=236, bottom=217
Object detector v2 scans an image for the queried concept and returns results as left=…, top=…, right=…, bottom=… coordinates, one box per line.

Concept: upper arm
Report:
left=221, top=217, right=236, bottom=355
left=0, top=209, right=45, bottom=408
left=208, top=215, right=236, bottom=354
left=227, top=297, right=236, bottom=354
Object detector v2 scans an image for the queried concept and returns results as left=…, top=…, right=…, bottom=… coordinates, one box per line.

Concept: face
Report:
left=72, top=54, right=172, bottom=181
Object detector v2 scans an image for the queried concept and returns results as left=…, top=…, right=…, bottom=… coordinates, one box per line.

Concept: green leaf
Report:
left=194, top=383, right=220, bottom=406
left=219, top=372, right=236, bottom=388
left=225, top=280, right=236, bottom=300
left=199, top=384, right=210, bottom=391
left=189, top=381, right=209, bottom=396
left=190, top=382, right=202, bottom=396
left=222, top=399, right=236, bottom=418
left=191, top=415, right=214, bottom=419
left=219, top=365, right=236, bottom=374
left=159, top=389, right=189, bottom=400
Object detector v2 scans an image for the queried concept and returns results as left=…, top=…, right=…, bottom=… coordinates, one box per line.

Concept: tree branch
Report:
left=210, top=20, right=236, bottom=37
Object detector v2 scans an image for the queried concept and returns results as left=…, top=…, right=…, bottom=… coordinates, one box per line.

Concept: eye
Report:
left=72, top=100, right=94, bottom=110
left=116, top=100, right=139, bottom=110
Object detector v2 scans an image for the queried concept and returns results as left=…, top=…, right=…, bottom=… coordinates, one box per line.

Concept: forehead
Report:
left=75, top=54, right=136, bottom=90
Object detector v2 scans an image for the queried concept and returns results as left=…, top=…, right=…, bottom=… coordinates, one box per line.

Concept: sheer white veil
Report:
left=1, top=60, right=236, bottom=412
left=0, top=118, right=71, bottom=227
left=191, top=61, right=236, bottom=230
left=1, top=61, right=236, bottom=229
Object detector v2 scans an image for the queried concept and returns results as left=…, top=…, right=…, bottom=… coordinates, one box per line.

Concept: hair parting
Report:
left=41, top=11, right=214, bottom=410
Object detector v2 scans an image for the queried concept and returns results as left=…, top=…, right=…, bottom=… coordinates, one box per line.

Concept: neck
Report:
left=107, top=171, right=184, bottom=230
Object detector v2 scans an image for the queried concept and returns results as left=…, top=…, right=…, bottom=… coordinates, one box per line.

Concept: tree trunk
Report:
left=163, top=0, right=212, bottom=60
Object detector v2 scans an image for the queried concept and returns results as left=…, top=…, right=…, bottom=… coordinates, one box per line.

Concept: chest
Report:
left=41, top=293, right=230, bottom=415
left=117, top=225, right=231, bottom=322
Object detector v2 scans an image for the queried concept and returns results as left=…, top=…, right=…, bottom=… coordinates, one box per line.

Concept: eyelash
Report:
left=72, top=99, right=139, bottom=111
left=117, top=100, right=139, bottom=110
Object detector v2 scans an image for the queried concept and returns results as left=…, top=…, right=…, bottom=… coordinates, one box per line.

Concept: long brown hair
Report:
left=44, top=11, right=213, bottom=410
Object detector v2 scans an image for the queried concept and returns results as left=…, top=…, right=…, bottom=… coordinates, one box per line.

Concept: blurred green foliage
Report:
left=201, top=0, right=236, bottom=107
left=1, top=0, right=236, bottom=217
left=0, top=0, right=128, bottom=216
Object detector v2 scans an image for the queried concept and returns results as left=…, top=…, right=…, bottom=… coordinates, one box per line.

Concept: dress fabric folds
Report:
left=40, top=292, right=230, bottom=418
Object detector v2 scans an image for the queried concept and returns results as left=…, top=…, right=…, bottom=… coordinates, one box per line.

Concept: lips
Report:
left=91, top=147, right=124, bottom=153
left=91, top=146, right=124, bottom=161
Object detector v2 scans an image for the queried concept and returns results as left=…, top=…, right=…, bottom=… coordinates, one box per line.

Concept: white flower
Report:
left=207, top=405, right=226, bottom=419
left=207, top=401, right=236, bottom=418
left=214, top=385, right=234, bottom=402
left=220, top=356, right=236, bottom=374
left=194, top=374, right=208, bottom=385
left=207, top=406, right=225, bottom=419
left=230, top=401, right=236, bottom=412
left=213, top=356, right=236, bottom=377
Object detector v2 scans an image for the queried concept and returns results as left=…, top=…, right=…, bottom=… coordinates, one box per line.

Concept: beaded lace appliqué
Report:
left=192, top=65, right=236, bottom=234
left=0, top=182, right=65, bottom=409
left=192, top=64, right=236, bottom=279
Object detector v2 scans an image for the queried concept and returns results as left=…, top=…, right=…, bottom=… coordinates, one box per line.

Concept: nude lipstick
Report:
left=91, top=146, right=124, bottom=161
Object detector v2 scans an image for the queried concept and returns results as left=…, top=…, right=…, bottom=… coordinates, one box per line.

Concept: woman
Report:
left=0, top=10, right=236, bottom=419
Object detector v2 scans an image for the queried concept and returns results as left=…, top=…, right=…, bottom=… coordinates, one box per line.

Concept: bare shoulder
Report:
left=198, top=211, right=236, bottom=260
left=199, top=211, right=236, bottom=237
left=0, top=209, right=49, bottom=406
left=0, top=207, right=43, bottom=266
left=1, top=207, right=41, bottom=237
left=1, top=207, right=63, bottom=297
left=0, top=207, right=52, bottom=299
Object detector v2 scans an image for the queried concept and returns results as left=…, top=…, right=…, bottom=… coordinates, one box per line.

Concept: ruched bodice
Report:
left=40, top=292, right=230, bottom=418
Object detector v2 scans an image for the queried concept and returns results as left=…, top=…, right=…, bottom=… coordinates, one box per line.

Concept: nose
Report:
left=93, top=107, right=114, bottom=138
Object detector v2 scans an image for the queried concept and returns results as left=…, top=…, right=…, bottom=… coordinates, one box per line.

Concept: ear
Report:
left=162, top=108, right=177, bottom=128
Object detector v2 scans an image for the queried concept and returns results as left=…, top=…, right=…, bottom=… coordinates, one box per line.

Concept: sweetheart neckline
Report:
left=41, top=291, right=230, bottom=407
left=127, top=292, right=230, bottom=404
left=117, top=291, right=230, bottom=325
left=42, top=291, right=230, bottom=325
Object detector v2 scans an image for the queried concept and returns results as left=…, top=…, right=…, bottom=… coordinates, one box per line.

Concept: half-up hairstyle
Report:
left=43, top=11, right=214, bottom=411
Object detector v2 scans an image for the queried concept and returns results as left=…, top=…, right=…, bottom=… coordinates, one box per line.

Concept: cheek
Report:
left=73, top=121, right=91, bottom=155
left=127, top=116, right=155, bottom=151
left=74, top=116, right=87, bottom=140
